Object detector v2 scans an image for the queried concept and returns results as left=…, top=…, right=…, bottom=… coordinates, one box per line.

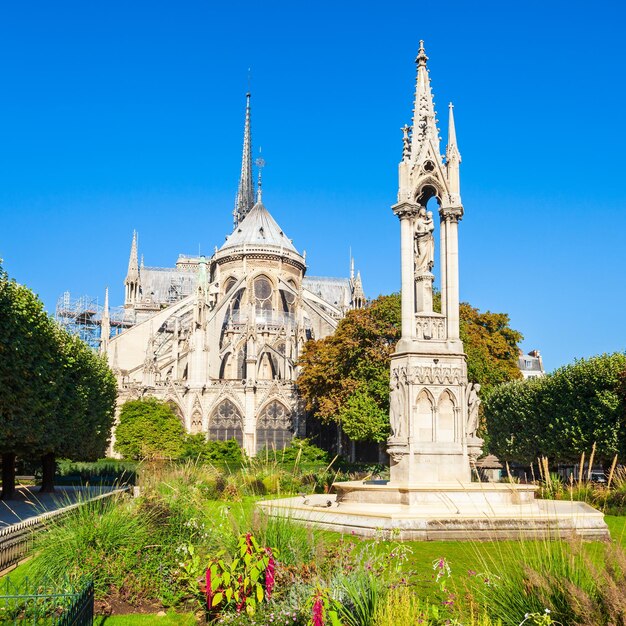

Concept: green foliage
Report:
left=257, top=438, right=330, bottom=464
left=180, top=435, right=244, bottom=463
left=56, top=458, right=137, bottom=485
left=298, top=292, right=522, bottom=445
left=114, top=398, right=185, bottom=460
left=486, top=353, right=626, bottom=463
left=189, top=533, right=276, bottom=617
left=0, top=262, right=116, bottom=491
left=0, top=263, right=61, bottom=457
left=334, top=571, right=386, bottom=626
left=337, top=386, right=389, bottom=443
left=473, top=538, right=626, bottom=626
left=305, top=585, right=342, bottom=626
left=30, top=493, right=156, bottom=599
left=459, top=303, right=523, bottom=395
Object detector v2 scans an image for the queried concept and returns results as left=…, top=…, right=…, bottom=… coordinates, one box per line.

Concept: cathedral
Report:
left=101, top=94, right=365, bottom=456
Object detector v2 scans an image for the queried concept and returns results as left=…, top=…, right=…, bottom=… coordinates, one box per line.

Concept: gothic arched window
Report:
left=209, top=399, right=243, bottom=445
left=256, top=400, right=293, bottom=452
left=254, top=276, right=273, bottom=315
left=191, top=411, right=202, bottom=434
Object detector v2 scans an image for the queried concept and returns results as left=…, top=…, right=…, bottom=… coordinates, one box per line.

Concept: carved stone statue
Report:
left=389, top=369, right=406, bottom=439
left=465, top=383, right=481, bottom=438
left=414, top=207, right=435, bottom=274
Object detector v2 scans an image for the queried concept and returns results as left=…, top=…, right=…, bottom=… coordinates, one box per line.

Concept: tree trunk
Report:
left=39, top=453, right=56, bottom=493
left=1, top=453, right=17, bottom=500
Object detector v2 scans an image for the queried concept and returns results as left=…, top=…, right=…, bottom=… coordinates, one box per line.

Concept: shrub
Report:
left=114, top=398, right=185, bottom=460
left=180, top=435, right=244, bottom=464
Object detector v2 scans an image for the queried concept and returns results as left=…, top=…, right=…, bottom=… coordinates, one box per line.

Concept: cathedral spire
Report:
left=233, top=92, right=255, bottom=228
left=446, top=103, right=462, bottom=202
left=410, top=40, right=441, bottom=162
left=124, top=231, right=140, bottom=306
left=126, top=230, right=139, bottom=281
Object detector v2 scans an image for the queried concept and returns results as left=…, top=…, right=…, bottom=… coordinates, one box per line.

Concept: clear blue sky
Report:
left=1, top=1, right=625, bottom=372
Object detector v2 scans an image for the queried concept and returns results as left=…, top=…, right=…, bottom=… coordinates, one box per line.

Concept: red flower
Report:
left=265, top=548, right=275, bottom=600
left=204, top=568, right=212, bottom=609
left=312, top=593, right=325, bottom=626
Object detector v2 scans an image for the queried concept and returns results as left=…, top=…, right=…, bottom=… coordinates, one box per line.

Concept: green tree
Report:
left=485, top=353, right=626, bottom=464
left=0, top=262, right=117, bottom=496
left=297, top=294, right=400, bottom=444
left=115, top=398, right=185, bottom=460
left=0, top=264, right=60, bottom=498
left=297, top=293, right=522, bottom=447
left=37, top=330, right=117, bottom=491
left=460, top=303, right=523, bottom=394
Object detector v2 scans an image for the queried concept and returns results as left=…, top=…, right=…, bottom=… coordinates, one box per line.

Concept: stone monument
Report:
left=260, top=43, right=609, bottom=540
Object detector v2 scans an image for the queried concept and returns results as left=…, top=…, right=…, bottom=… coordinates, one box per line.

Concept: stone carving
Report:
left=416, top=316, right=446, bottom=340
left=414, top=207, right=435, bottom=274
left=389, top=367, right=408, bottom=439
left=465, top=383, right=481, bottom=438
left=409, top=364, right=463, bottom=386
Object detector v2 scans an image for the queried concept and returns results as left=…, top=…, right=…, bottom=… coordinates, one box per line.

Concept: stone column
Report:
left=439, top=216, right=448, bottom=319
left=392, top=202, right=419, bottom=345
left=440, top=208, right=463, bottom=341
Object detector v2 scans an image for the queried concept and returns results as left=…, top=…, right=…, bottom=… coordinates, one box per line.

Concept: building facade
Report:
left=103, top=94, right=365, bottom=456
left=518, top=349, right=545, bottom=379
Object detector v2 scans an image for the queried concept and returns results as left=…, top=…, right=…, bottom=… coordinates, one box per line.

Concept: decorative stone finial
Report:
left=416, top=40, right=428, bottom=67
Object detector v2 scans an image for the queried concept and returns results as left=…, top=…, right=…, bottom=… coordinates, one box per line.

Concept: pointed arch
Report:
left=257, top=350, right=278, bottom=380
left=163, top=398, right=185, bottom=429
left=219, top=351, right=233, bottom=379
left=208, top=399, right=243, bottom=445
left=190, top=411, right=203, bottom=434
left=437, top=389, right=456, bottom=442
left=256, top=399, right=293, bottom=452
left=415, top=388, right=435, bottom=442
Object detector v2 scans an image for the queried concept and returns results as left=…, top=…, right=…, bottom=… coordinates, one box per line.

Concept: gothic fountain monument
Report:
left=260, top=43, right=609, bottom=540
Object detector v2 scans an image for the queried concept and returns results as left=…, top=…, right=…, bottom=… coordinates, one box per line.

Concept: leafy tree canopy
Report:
left=297, top=293, right=522, bottom=443
left=485, top=353, right=626, bottom=464
left=115, top=398, right=185, bottom=460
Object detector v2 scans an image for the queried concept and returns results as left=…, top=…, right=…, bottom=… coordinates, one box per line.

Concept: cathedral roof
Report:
left=220, top=201, right=300, bottom=255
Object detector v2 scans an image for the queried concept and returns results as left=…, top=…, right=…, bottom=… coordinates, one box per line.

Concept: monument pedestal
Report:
left=259, top=482, right=609, bottom=541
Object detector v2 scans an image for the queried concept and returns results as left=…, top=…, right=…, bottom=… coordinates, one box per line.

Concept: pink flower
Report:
left=312, top=593, right=325, bottom=626
left=205, top=568, right=212, bottom=609
left=265, top=548, right=275, bottom=600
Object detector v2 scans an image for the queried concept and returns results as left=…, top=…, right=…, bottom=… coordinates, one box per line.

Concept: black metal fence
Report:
left=0, top=576, right=94, bottom=625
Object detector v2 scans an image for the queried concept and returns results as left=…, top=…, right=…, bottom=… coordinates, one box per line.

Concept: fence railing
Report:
left=0, top=576, right=94, bottom=625
left=0, top=487, right=129, bottom=573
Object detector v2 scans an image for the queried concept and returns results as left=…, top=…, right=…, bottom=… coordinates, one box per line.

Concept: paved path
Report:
left=0, top=485, right=120, bottom=528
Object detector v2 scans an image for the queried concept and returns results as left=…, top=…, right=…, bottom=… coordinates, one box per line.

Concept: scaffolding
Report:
left=55, top=291, right=130, bottom=350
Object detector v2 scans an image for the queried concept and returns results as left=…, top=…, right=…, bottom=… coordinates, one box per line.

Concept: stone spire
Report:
left=233, top=93, right=255, bottom=228
left=352, top=271, right=365, bottom=309
left=446, top=103, right=461, bottom=203
left=126, top=231, right=139, bottom=281
left=124, top=231, right=140, bottom=306
left=410, top=40, right=441, bottom=162
left=100, top=287, right=111, bottom=354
